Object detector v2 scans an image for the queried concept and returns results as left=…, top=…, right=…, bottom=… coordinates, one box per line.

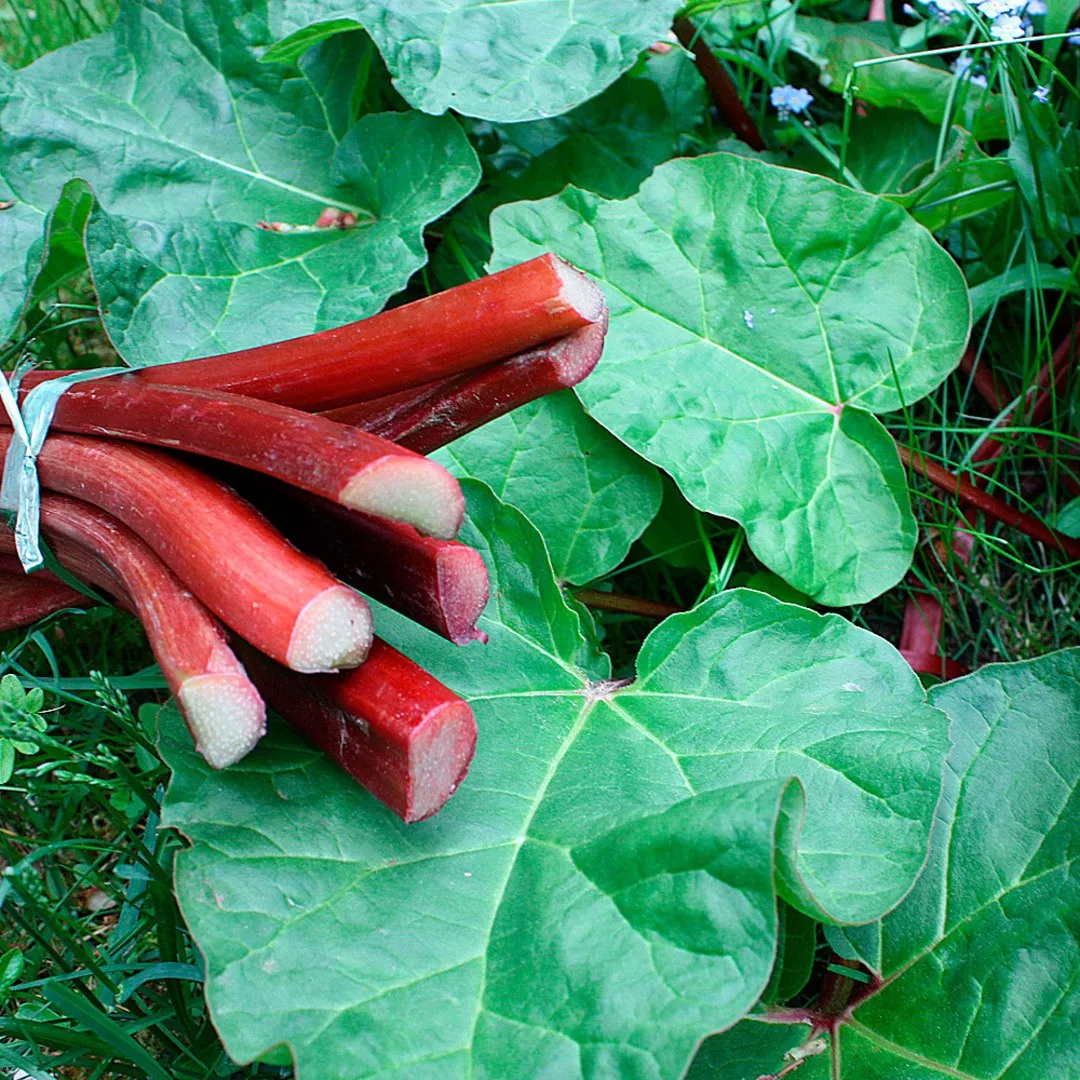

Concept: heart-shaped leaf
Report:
left=161, top=482, right=947, bottom=1080
left=690, top=649, right=1080, bottom=1079
left=436, top=392, right=662, bottom=584
left=489, top=152, right=971, bottom=605
left=0, top=0, right=479, bottom=360
left=264, top=0, right=685, bottom=123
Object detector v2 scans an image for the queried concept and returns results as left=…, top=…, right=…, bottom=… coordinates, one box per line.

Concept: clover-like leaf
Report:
left=264, top=0, right=685, bottom=123
left=436, top=392, right=662, bottom=584
left=0, top=0, right=479, bottom=362
left=489, top=152, right=971, bottom=605
left=690, top=649, right=1080, bottom=1079
left=161, top=482, right=947, bottom=1080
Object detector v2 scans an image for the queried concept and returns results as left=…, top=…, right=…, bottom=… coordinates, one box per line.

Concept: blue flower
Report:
left=770, top=85, right=814, bottom=117
left=1032, top=85, right=1051, bottom=103
left=990, top=12, right=1027, bottom=37
left=953, top=53, right=989, bottom=87
left=928, top=0, right=969, bottom=15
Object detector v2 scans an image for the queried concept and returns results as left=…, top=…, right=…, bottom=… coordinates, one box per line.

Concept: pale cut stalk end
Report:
left=407, top=701, right=478, bottom=823
left=178, top=674, right=267, bottom=769
left=546, top=316, right=609, bottom=386
left=437, top=544, right=490, bottom=645
left=341, top=457, right=465, bottom=540
left=286, top=585, right=373, bottom=673
left=551, top=256, right=607, bottom=325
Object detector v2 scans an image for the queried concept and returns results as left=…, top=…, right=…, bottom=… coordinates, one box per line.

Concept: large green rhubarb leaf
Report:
left=689, top=649, right=1080, bottom=1079
left=489, top=152, right=971, bottom=605
left=162, top=482, right=948, bottom=1080
left=264, top=1, right=685, bottom=123
left=0, top=0, right=479, bottom=362
left=436, top=392, right=662, bottom=584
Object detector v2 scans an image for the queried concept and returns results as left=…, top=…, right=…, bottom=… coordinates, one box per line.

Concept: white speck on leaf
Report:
left=743, top=310, right=755, bottom=330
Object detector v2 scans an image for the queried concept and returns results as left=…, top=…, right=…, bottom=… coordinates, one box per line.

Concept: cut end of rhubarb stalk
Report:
left=178, top=674, right=267, bottom=769
left=544, top=316, right=609, bottom=387
left=407, top=700, right=478, bottom=822
left=551, top=256, right=607, bottom=326
left=286, top=585, right=373, bottom=673
left=438, top=543, right=490, bottom=645
left=341, top=457, right=465, bottom=539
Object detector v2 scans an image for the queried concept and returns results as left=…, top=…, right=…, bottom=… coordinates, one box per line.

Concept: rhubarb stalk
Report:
left=0, top=569, right=84, bottom=631
left=0, top=432, right=374, bottom=672
left=323, top=319, right=608, bottom=454
left=5, top=380, right=464, bottom=538
left=0, top=496, right=267, bottom=767
left=236, top=639, right=477, bottom=823
left=232, top=475, right=489, bottom=646
left=31, top=255, right=606, bottom=410
left=897, top=443, right=1080, bottom=559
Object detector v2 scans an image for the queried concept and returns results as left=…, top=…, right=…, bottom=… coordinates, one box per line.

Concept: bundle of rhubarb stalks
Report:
left=0, top=255, right=608, bottom=822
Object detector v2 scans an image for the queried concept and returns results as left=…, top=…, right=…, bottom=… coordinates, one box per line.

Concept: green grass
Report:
left=0, top=0, right=1077, bottom=1075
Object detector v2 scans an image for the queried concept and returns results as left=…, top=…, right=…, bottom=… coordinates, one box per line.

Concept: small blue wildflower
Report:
left=953, top=53, right=989, bottom=86
left=975, top=0, right=1019, bottom=18
left=990, top=12, right=1027, bottom=37
left=770, top=85, right=813, bottom=118
left=743, top=310, right=755, bottom=330
left=928, top=0, right=968, bottom=16
left=1032, top=85, right=1051, bottom=103
left=1069, top=31, right=1080, bottom=45
left=1023, top=0, right=1046, bottom=14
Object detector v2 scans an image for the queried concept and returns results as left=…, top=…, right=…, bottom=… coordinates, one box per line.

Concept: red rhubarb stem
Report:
left=235, top=639, right=477, bottom=823
left=0, top=432, right=373, bottom=672
left=897, top=443, right=1080, bottom=559
left=572, top=589, right=681, bottom=620
left=6, top=380, right=464, bottom=538
left=36, top=255, right=604, bottom=410
left=0, top=569, right=84, bottom=631
left=0, top=497, right=266, bottom=767
left=324, top=319, right=608, bottom=454
left=233, top=476, right=489, bottom=646
left=673, top=19, right=766, bottom=151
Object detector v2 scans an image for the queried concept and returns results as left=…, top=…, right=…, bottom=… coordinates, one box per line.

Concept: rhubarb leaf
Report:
left=264, top=0, right=685, bottom=123
left=436, top=391, right=663, bottom=584
left=87, top=110, right=478, bottom=365
left=161, top=483, right=947, bottom=1080
left=489, top=153, right=971, bottom=605
left=0, top=1, right=479, bottom=365
left=689, top=649, right=1080, bottom=1079
left=434, top=70, right=684, bottom=288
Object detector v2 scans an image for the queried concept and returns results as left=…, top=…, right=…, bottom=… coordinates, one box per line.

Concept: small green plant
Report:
left=0, top=672, right=46, bottom=783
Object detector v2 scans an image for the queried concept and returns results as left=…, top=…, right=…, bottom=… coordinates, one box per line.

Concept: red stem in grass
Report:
left=898, top=591, right=969, bottom=681
left=0, top=432, right=373, bottom=672
left=959, top=344, right=1009, bottom=413
left=4, top=380, right=464, bottom=539
left=24, top=255, right=605, bottom=411
left=0, top=498, right=266, bottom=767
left=896, top=443, right=1080, bottom=559
left=230, top=475, right=489, bottom=646
left=323, top=319, right=608, bottom=454
left=235, top=639, right=477, bottom=823
left=0, top=569, right=83, bottom=630
left=572, top=589, right=682, bottom=620
left=971, top=321, right=1079, bottom=467
left=673, top=18, right=766, bottom=152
